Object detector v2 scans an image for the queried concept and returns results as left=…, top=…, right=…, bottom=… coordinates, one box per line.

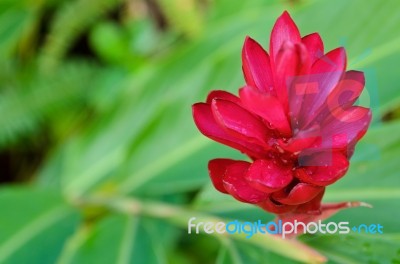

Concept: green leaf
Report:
left=39, top=0, right=122, bottom=70
left=56, top=214, right=178, bottom=264
left=0, top=187, right=80, bottom=264
left=217, top=240, right=302, bottom=264
left=0, top=62, right=99, bottom=148
left=303, top=234, right=400, bottom=264
left=75, top=196, right=326, bottom=263
left=0, top=3, right=34, bottom=58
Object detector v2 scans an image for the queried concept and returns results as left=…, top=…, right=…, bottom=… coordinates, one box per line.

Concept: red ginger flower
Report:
left=192, top=11, right=372, bottom=224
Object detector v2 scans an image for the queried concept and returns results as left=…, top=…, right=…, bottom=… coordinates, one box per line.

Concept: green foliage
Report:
left=1, top=0, right=400, bottom=263
left=0, top=187, right=80, bottom=264
left=39, top=0, right=123, bottom=70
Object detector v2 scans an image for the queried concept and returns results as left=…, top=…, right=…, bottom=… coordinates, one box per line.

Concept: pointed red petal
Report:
left=299, top=47, right=347, bottom=127
left=206, top=90, right=241, bottom=105
left=302, top=33, right=324, bottom=64
left=242, top=37, right=274, bottom=94
left=192, top=103, right=266, bottom=158
left=270, top=11, right=301, bottom=61
left=222, top=161, right=268, bottom=203
left=312, top=47, right=347, bottom=74
left=208, top=159, right=237, bottom=194
left=211, top=99, right=270, bottom=145
left=319, top=106, right=372, bottom=150
left=275, top=42, right=311, bottom=114
left=272, top=183, right=324, bottom=205
left=314, top=70, right=365, bottom=124
left=245, top=159, right=293, bottom=193
left=239, top=86, right=291, bottom=136
left=327, top=70, right=365, bottom=110
left=295, top=151, right=349, bottom=186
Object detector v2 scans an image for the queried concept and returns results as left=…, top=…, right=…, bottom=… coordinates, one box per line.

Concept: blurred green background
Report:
left=1, top=0, right=400, bottom=263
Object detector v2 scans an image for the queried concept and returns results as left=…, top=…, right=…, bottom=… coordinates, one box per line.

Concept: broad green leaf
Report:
left=39, top=0, right=122, bottom=70
left=0, top=187, right=80, bottom=264
left=0, top=3, right=34, bottom=58
left=78, top=196, right=326, bottom=263
left=303, top=234, right=400, bottom=264
left=56, top=214, right=178, bottom=264
left=217, top=240, right=302, bottom=264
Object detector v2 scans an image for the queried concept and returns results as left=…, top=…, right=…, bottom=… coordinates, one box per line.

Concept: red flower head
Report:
left=192, top=11, right=372, bottom=228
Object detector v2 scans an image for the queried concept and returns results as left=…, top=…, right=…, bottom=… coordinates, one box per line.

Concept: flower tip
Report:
left=191, top=102, right=201, bottom=112
left=280, top=10, right=291, bottom=17
left=345, top=70, right=365, bottom=86
left=192, top=103, right=208, bottom=123
left=335, top=46, right=347, bottom=58
left=327, top=46, right=347, bottom=57
left=243, top=36, right=257, bottom=48
left=278, top=10, right=295, bottom=24
left=270, top=10, right=301, bottom=59
left=353, top=201, right=373, bottom=208
left=343, top=201, right=373, bottom=209
left=238, top=86, right=248, bottom=95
